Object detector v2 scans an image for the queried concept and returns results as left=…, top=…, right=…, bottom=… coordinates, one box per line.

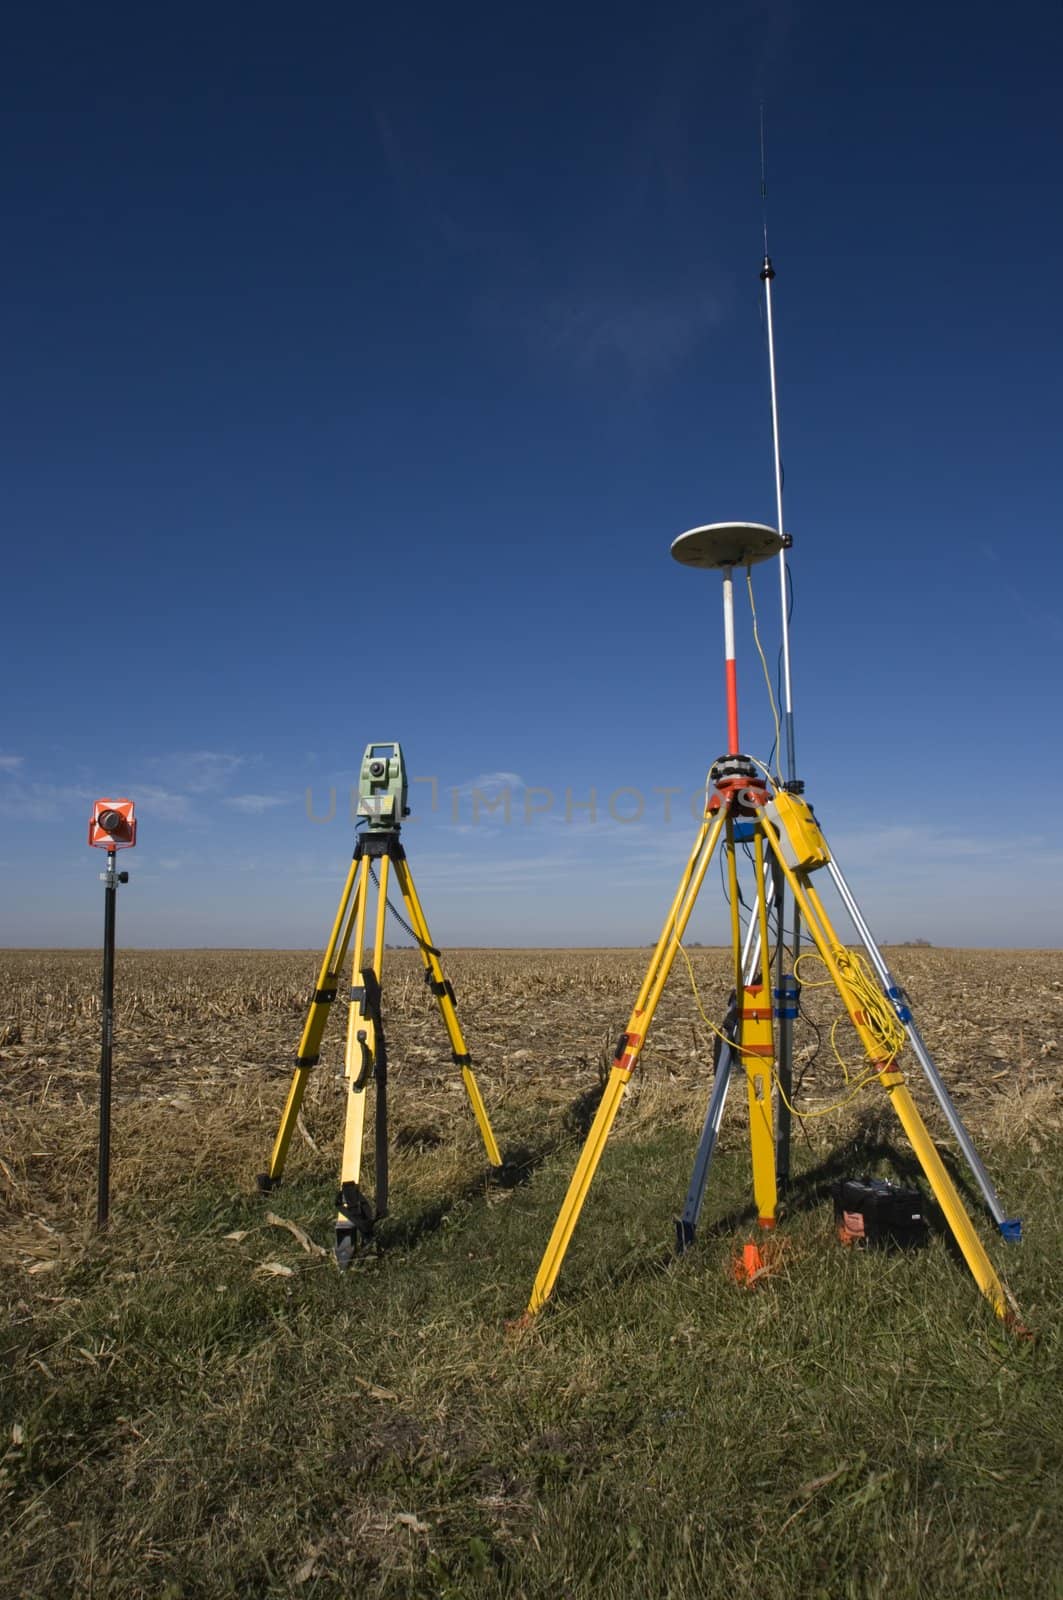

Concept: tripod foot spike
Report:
left=335, top=1229, right=359, bottom=1270
left=335, top=1181, right=375, bottom=1269
left=256, top=1173, right=278, bottom=1194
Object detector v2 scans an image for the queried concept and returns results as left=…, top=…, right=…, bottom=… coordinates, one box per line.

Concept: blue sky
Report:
left=2, top=1, right=1061, bottom=948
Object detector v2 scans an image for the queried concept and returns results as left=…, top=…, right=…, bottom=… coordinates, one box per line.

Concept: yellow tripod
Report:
left=259, top=745, right=501, bottom=1265
left=524, top=525, right=1019, bottom=1327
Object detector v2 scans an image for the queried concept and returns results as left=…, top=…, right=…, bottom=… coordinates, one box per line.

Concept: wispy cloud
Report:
left=371, top=50, right=730, bottom=387
left=144, top=750, right=245, bottom=794
left=0, top=754, right=24, bottom=772
left=450, top=770, right=526, bottom=799
left=0, top=777, right=95, bottom=821
left=224, top=794, right=287, bottom=814
left=133, top=785, right=192, bottom=823
left=533, top=283, right=723, bottom=380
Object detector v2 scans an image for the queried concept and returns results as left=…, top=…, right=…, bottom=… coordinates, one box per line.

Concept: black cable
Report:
left=367, top=862, right=440, bottom=956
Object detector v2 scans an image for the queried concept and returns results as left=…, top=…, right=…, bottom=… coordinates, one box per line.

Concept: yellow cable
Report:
left=794, top=948, right=906, bottom=1065
left=677, top=936, right=889, bottom=1122
left=746, top=568, right=782, bottom=781
left=771, top=1063, right=881, bottom=1120
left=676, top=937, right=740, bottom=1052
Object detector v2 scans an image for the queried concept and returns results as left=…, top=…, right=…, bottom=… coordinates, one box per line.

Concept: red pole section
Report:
left=722, top=566, right=740, bottom=753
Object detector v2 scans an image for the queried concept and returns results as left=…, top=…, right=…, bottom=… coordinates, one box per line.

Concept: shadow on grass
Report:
left=576, top=1105, right=1010, bottom=1306
left=371, top=1073, right=608, bottom=1252
left=258, top=1129, right=568, bottom=1259
left=685, top=1106, right=997, bottom=1269
left=373, top=1140, right=553, bottom=1252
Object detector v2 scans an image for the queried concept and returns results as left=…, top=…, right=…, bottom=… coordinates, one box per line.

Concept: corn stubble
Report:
left=1, top=947, right=1061, bottom=1598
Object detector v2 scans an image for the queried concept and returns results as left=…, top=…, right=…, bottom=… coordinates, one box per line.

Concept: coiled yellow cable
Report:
left=678, top=937, right=903, bottom=1122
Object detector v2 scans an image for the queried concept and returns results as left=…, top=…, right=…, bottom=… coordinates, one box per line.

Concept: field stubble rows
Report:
left=2, top=946, right=1062, bottom=1267
left=1, top=947, right=1062, bottom=1599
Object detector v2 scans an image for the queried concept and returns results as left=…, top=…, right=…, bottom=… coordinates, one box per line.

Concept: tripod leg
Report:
left=677, top=866, right=776, bottom=1249
left=259, top=854, right=362, bottom=1190
left=630, top=813, right=716, bottom=1019
left=741, top=832, right=777, bottom=1227
left=824, top=856, right=1018, bottom=1239
left=774, top=871, right=799, bottom=1191
left=676, top=1011, right=737, bottom=1251
left=526, top=808, right=729, bottom=1316
left=334, top=859, right=379, bottom=1264
left=392, top=857, right=502, bottom=1168
left=371, top=855, right=390, bottom=1221
left=759, top=812, right=1012, bottom=1322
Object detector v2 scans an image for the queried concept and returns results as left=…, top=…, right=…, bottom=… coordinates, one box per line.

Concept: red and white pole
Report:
left=722, top=565, right=740, bottom=754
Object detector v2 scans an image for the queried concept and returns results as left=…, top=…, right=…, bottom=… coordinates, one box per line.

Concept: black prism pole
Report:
left=88, top=798, right=136, bottom=1230
left=97, top=847, right=128, bottom=1229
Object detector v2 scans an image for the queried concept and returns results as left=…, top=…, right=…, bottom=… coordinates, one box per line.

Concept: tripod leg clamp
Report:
left=426, top=973, right=456, bottom=1003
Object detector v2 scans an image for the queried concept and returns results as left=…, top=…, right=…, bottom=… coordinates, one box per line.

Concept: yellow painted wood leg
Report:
left=339, top=1061, right=370, bottom=1189
left=747, top=831, right=778, bottom=1224
left=337, top=865, right=373, bottom=1201
left=760, top=812, right=1011, bottom=1322
left=883, top=1078, right=1007, bottom=1319
left=461, top=1068, right=502, bottom=1168
left=631, top=817, right=713, bottom=1015
left=524, top=810, right=730, bottom=1317
left=629, top=810, right=729, bottom=1036
left=263, top=855, right=362, bottom=1184
left=740, top=985, right=778, bottom=1226
left=395, top=858, right=502, bottom=1167
left=527, top=1065, right=631, bottom=1315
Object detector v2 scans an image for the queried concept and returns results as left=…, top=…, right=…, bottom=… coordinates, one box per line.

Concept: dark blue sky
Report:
left=3, top=2, right=1061, bottom=946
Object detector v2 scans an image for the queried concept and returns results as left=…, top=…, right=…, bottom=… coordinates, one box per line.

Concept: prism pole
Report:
left=88, top=798, right=135, bottom=1230
left=97, top=848, right=120, bottom=1228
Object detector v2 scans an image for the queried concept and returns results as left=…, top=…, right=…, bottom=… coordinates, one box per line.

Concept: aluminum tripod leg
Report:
left=826, top=855, right=1020, bottom=1240
left=676, top=868, right=775, bottom=1250
left=760, top=806, right=1012, bottom=1322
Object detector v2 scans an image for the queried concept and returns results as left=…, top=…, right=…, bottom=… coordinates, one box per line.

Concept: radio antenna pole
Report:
left=759, top=109, right=798, bottom=786
left=758, top=108, right=801, bottom=1190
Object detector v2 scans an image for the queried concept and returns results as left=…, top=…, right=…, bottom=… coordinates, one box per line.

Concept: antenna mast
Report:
left=759, top=113, right=798, bottom=787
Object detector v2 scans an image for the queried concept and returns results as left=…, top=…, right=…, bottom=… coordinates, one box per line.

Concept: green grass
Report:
left=2, top=1125, right=1061, bottom=1600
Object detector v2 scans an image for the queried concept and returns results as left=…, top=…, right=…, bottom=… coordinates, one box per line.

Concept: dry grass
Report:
left=2, top=945, right=1062, bottom=1265
left=2, top=947, right=1062, bottom=1598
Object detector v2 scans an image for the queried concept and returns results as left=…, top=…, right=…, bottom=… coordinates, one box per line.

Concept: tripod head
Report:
left=356, top=742, right=410, bottom=831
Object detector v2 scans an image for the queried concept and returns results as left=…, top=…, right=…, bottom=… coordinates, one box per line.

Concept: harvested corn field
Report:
left=2, top=946, right=1061, bottom=1254
left=2, top=947, right=1062, bottom=1599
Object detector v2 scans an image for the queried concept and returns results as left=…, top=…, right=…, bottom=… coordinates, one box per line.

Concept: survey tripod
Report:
left=524, top=524, right=1021, bottom=1325
left=259, top=743, right=501, bottom=1265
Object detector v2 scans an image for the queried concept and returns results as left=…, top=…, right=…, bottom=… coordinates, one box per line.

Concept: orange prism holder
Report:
left=88, top=797, right=137, bottom=850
